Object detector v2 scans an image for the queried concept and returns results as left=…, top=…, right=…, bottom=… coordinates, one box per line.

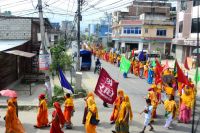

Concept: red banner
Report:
left=94, top=68, right=119, bottom=104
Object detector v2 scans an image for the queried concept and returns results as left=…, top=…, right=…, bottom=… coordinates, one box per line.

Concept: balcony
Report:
left=143, top=20, right=174, bottom=26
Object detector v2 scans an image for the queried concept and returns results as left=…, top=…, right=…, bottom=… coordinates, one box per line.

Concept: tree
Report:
left=50, top=39, right=73, bottom=74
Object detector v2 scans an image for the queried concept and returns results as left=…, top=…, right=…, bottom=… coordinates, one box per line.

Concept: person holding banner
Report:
left=85, top=92, right=99, bottom=133
left=110, top=90, right=124, bottom=124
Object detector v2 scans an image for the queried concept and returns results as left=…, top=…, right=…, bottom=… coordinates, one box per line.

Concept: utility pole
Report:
left=192, top=1, right=199, bottom=132
left=77, top=0, right=82, bottom=71
left=38, top=0, right=52, bottom=101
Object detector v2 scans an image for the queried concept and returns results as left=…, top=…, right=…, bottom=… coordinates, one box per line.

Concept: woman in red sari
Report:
left=49, top=102, right=66, bottom=133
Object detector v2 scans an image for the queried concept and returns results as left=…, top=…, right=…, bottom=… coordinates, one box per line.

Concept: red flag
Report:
left=155, top=58, right=163, bottom=84
left=95, top=68, right=119, bottom=104
left=132, top=50, right=134, bottom=57
left=163, top=60, right=169, bottom=71
left=176, top=60, right=189, bottom=85
left=184, top=58, right=190, bottom=70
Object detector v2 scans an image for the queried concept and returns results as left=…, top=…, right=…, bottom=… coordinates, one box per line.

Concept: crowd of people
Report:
left=91, top=47, right=196, bottom=133
left=3, top=46, right=196, bottom=133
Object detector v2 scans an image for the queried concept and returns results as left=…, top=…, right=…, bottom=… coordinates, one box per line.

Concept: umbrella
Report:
left=0, top=89, right=17, bottom=98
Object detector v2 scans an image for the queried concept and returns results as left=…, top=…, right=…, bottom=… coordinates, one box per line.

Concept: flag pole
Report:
left=57, top=67, right=65, bottom=97
left=192, top=1, right=199, bottom=132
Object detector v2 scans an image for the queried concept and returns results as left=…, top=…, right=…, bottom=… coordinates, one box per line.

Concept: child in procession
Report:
left=140, top=99, right=154, bottom=133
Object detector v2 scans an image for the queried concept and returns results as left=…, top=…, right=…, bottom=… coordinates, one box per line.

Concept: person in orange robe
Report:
left=134, top=61, right=139, bottom=76
left=10, top=97, right=18, bottom=117
left=49, top=102, right=66, bottom=133
left=5, top=100, right=25, bottom=133
left=85, top=92, right=99, bottom=133
left=34, top=94, right=49, bottom=128
left=64, top=93, right=74, bottom=129
left=110, top=89, right=124, bottom=124
left=144, top=64, right=149, bottom=79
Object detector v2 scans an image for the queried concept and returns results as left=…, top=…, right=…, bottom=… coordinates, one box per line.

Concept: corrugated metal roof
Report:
left=0, top=40, right=29, bottom=51
left=4, top=50, right=36, bottom=58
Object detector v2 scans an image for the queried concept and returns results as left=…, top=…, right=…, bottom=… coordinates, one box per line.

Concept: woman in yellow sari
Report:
left=178, top=85, right=194, bottom=123
left=110, top=90, right=124, bottom=124
left=34, top=94, right=49, bottom=128
left=85, top=92, right=99, bottom=133
left=5, top=100, right=25, bottom=133
left=82, top=92, right=94, bottom=124
left=114, top=95, right=133, bottom=133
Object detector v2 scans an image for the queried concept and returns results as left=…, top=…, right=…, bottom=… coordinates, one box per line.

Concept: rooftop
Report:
left=0, top=40, right=29, bottom=51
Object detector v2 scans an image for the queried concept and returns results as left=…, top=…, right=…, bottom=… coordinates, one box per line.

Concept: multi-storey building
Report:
left=112, top=1, right=174, bottom=56
left=172, top=0, right=200, bottom=63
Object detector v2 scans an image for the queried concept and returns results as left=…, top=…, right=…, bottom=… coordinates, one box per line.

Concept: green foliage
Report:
left=74, top=88, right=87, bottom=94
left=50, top=39, right=73, bottom=73
left=54, top=85, right=64, bottom=96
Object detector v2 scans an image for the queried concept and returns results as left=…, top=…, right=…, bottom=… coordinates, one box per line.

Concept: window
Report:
left=172, top=45, right=176, bottom=53
left=157, top=29, right=166, bottom=36
left=124, top=27, right=141, bottom=34
left=181, top=1, right=187, bottom=11
left=193, top=1, right=200, bottom=7
left=179, top=21, right=183, bottom=33
left=191, top=18, right=200, bottom=33
left=145, top=28, right=148, bottom=33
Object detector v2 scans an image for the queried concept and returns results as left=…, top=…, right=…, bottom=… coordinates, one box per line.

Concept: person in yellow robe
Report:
left=178, top=85, right=194, bottom=123
left=85, top=92, right=99, bottom=133
left=64, top=93, right=74, bottom=129
left=5, top=100, right=25, bottom=133
left=162, top=95, right=177, bottom=128
left=34, top=94, right=49, bottom=128
left=164, top=84, right=175, bottom=96
left=113, top=95, right=132, bottom=133
left=82, top=92, right=94, bottom=124
left=110, top=90, right=124, bottom=124
left=148, top=84, right=158, bottom=122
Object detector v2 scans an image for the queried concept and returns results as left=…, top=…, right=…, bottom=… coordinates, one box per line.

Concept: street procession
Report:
left=0, top=0, right=200, bottom=133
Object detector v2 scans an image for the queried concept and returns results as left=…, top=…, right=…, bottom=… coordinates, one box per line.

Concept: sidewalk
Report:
left=0, top=83, right=46, bottom=107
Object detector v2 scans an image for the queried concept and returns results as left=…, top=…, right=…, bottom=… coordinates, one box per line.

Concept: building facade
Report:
left=172, top=1, right=200, bottom=63
left=112, top=1, right=174, bottom=56
left=0, top=16, right=52, bottom=89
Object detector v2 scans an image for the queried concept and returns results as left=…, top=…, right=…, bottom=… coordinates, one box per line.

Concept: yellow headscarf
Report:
left=118, top=89, right=124, bottom=97
left=125, top=95, right=133, bottom=121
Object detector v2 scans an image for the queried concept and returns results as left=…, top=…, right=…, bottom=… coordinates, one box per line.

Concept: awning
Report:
left=4, top=50, right=36, bottom=58
left=0, top=40, right=29, bottom=51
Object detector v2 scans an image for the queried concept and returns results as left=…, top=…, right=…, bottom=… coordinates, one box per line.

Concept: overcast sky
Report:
left=0, top=0, right=177, bottom=29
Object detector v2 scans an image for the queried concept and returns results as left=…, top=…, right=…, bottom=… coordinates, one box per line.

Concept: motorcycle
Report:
left=96, top=64, right=101, bottom=75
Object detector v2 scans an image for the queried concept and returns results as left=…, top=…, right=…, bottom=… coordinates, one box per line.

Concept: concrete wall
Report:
left=150, top=42, right=165, bottom=54
left=0, top=18, right=31, bottom=39
left=176, top=45, right=184, bottom=63
left=142, top=25, right=174, bottom=38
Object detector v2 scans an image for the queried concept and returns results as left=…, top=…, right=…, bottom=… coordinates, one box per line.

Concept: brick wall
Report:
left=0, top=18, right=31, bottom=40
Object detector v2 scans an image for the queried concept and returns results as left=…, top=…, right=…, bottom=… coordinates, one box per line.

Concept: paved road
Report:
left=0, top=58, right=199, bottom=133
